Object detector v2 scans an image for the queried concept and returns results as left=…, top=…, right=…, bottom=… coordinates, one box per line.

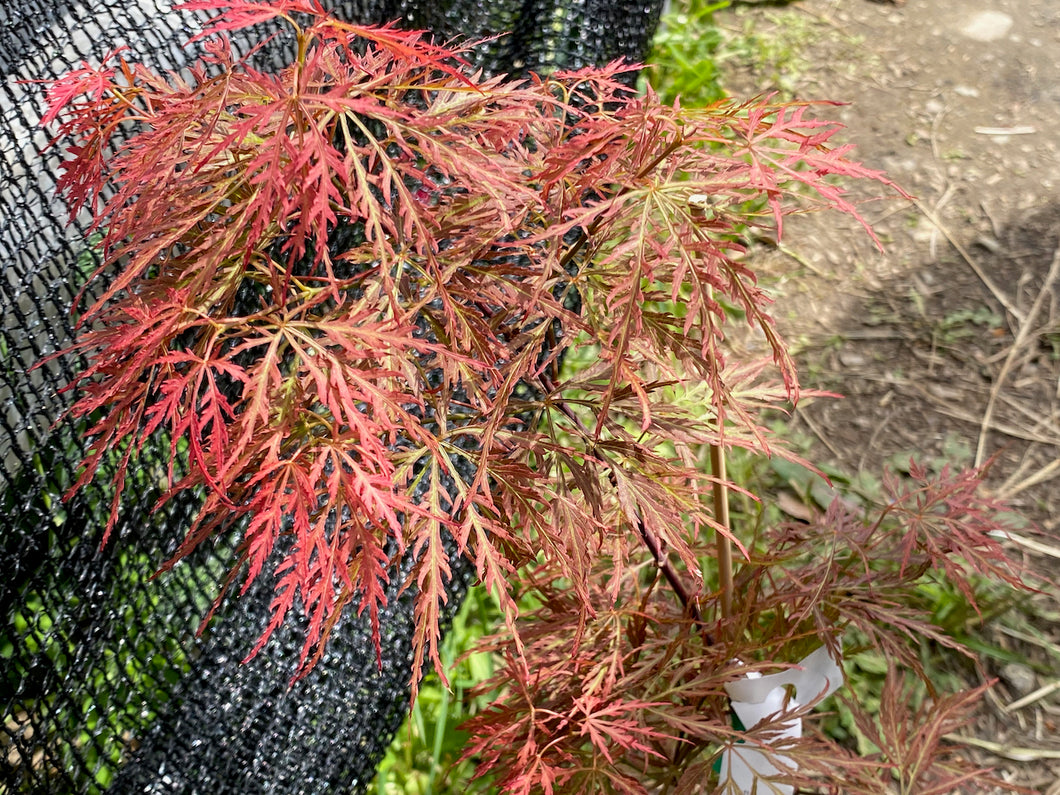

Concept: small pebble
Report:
left=959, top=11, right=1014, bottom=42
left=838, top=351, right=867, bottom=368
left=927, top=383, right=963, bottom=401
left=1001, top=662, right=1037, bottom=696
left=974, top=235, right=1002, bottom=254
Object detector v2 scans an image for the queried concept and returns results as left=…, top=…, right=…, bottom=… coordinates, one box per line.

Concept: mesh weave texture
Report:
left=0, top=1, right=663, bottom=792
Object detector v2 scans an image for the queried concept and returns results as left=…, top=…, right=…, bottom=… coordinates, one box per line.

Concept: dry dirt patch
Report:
left=714, top=0, right=1060, bottom=789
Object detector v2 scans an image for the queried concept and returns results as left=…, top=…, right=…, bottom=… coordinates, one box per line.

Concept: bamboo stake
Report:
left=711, top=443, right=733, bottom=621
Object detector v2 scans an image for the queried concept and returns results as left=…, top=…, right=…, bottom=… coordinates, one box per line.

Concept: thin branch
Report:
left=632, top=511, right=708, bottom=634
left=557, top=132, right=689, bottom=273
left=537, top=369, right=711, bottom=637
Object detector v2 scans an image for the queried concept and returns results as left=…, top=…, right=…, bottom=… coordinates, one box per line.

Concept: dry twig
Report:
left=975, top=245, right=1060, bottom=466
left=795, top=406, right=845, bottom=460
left=1005, top=680, right=1060, bottom=714
left=914, top=198, right=1026, bottom=324
left=999, top=455, right=1060, bottom=499
left=992, top=531, right=1060, bottom=561
left=943, top=734, right=1060, bottom=762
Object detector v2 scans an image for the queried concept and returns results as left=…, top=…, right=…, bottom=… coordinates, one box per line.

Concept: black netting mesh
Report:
left=1, top=1, right=663, bottom=792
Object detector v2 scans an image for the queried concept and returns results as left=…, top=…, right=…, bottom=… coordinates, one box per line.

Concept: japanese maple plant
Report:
left=45, top=1, right=1029, bottom=792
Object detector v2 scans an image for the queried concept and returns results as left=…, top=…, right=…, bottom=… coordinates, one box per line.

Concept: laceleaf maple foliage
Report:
left=460, top=463, right=1030, bottom=794
left=43, top=1, right=1031, bottom=792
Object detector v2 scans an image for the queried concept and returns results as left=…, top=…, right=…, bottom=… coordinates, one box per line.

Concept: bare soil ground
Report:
left=713, top=0, right=1060, bottom=790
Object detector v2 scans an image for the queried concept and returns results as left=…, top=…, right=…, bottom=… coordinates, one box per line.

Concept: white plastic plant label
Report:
left=718, top=645, right=844, bottom=795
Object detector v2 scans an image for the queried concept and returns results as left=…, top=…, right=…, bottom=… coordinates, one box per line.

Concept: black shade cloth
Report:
left=0, top=1, right=663, bottom=792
